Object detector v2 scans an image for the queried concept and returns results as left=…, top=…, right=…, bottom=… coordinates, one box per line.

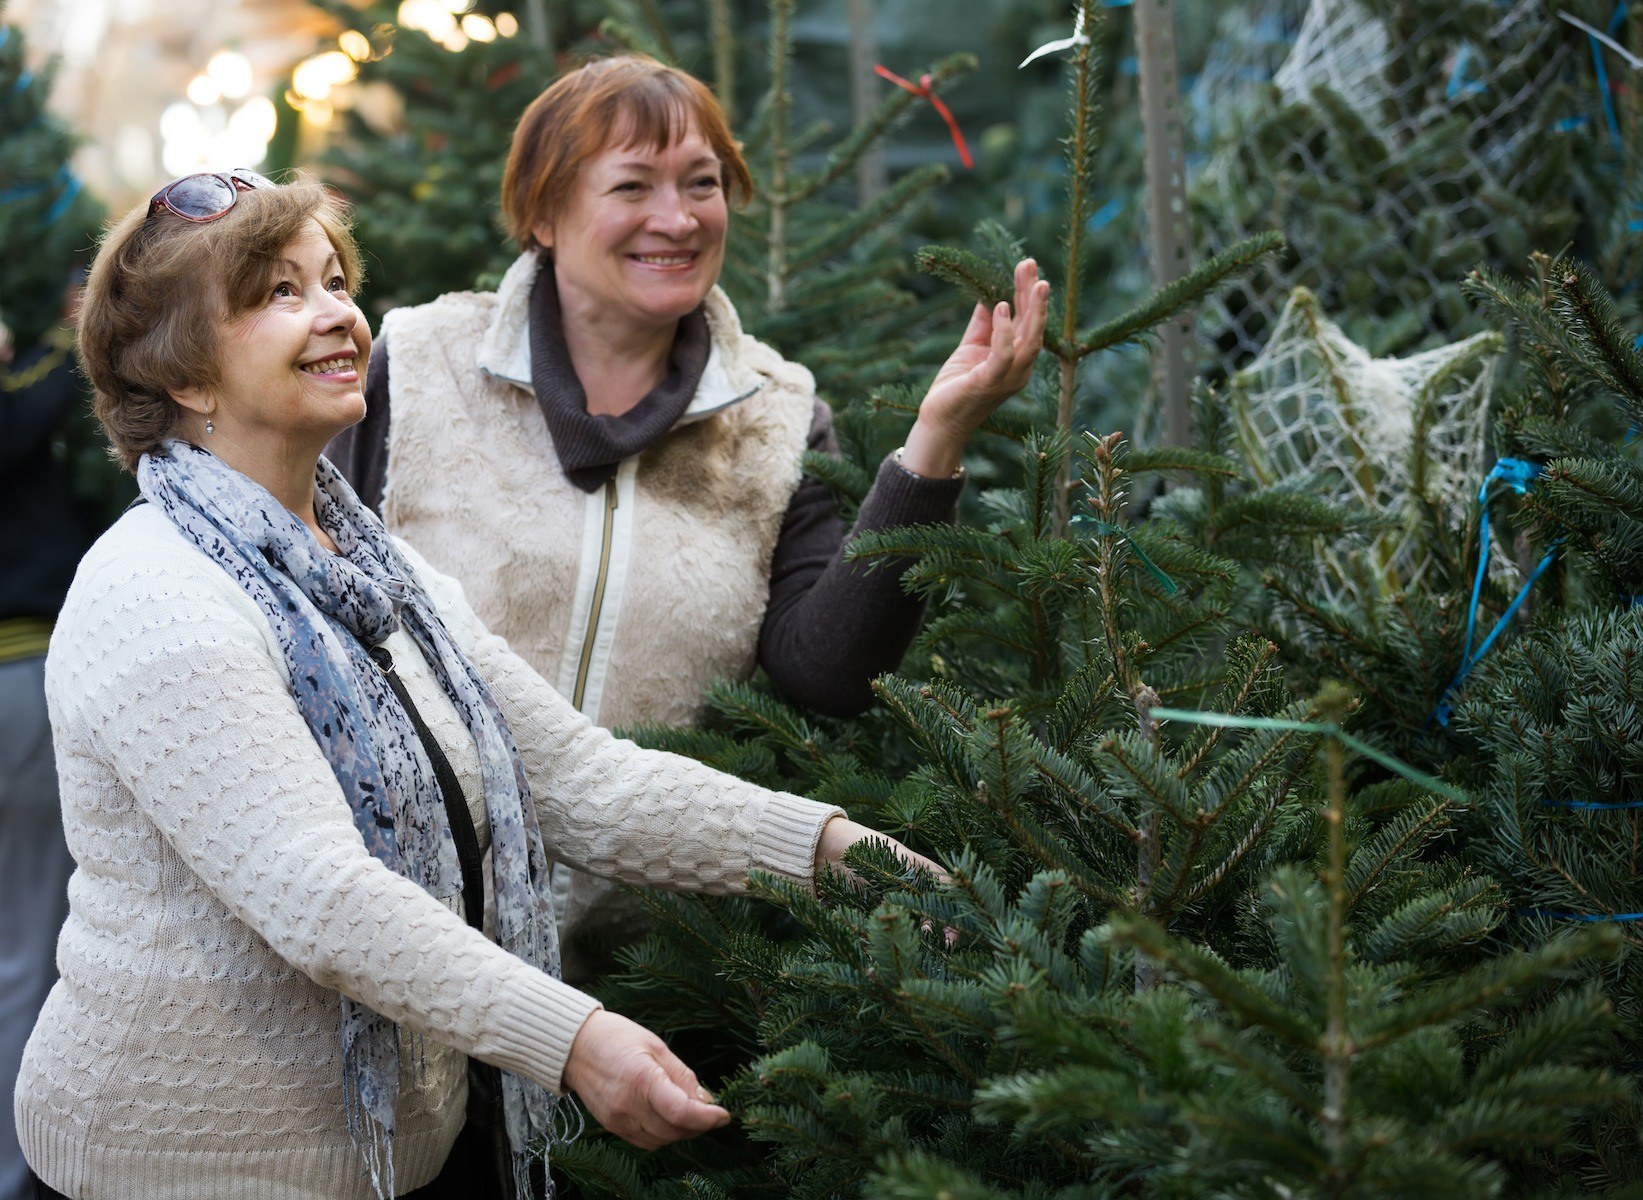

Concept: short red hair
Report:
left=502, top=55, right=753, bottom=251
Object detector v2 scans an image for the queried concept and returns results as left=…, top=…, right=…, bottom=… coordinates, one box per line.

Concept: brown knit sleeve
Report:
left=757, top=398, right=965, bottom=718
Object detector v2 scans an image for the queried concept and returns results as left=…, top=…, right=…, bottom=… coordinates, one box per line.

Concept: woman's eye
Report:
left=692, top=177, right=721, bottom=190
left=613, top=181, right=644, bottom=193
left=271, top=281, right=296, bottom=299
left=328, top=276, right=349, bottom=293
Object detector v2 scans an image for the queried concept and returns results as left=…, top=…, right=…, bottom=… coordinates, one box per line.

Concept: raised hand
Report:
left=561, top=1009, right=731, bottom=1150
left=899, top=258, right=1052, bottom=479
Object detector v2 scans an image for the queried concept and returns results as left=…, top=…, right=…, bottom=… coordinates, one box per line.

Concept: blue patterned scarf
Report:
left=139, top=439, right=570, bottom=1199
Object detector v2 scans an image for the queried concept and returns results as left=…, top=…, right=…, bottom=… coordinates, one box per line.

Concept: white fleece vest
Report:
left=377, top=258, right=814, bottom=733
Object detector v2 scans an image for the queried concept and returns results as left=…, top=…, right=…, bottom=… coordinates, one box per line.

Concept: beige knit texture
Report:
left=16, top=506, right=840, bottom=1199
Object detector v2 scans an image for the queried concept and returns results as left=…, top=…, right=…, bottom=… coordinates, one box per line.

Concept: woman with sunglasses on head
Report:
left=327, top=55, right=1050, bottom=984
left=14, top=170, right=942, bottom=1200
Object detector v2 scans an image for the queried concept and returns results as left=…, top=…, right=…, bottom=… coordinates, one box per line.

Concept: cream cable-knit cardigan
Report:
left=15, top=504, right=842, bottom=1200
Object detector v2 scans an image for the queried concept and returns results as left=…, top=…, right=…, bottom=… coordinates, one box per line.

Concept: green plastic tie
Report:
left=1082, top=519, right=1179, bottom=595
left=1149, top=707, right=1467, bottom=802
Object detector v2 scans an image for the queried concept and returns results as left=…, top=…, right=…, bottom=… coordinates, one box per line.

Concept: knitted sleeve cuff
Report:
left=480, top=972, right=604, bottom=1095
left=750, top=791, right=846, bottom=892
left=856, top=453, right=967, bottom=532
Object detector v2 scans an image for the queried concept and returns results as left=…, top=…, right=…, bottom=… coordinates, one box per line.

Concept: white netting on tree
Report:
left=1188, top=0, right=1580, bottom=372
left=1229, top=287, right=1509, bottom=605
left=1272, top=0, right=1391, bottom=117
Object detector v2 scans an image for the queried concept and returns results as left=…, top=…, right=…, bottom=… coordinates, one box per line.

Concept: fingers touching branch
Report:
left=561, top=1010, right=731, bottom=1151
left=901, top=257, right=1052, bottom=478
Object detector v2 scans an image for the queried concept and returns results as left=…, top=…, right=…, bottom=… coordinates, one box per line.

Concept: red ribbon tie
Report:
left=873, top=63, right=974, bottom=169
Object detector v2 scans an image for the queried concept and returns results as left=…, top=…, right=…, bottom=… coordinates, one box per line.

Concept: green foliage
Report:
left=0, top=12, right=100, bottom=349
left=311, top=0, right=565, bottom=320
left=303, top=2, right=1643, bottom=1193
left=559, top=8, right=1635, bottom=1198
left=0, top=8, right=128, bottom=524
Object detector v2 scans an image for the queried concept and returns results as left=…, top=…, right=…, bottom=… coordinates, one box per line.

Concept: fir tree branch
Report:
left=1122, top=446, right=1243, bottom=479
left=787, top=53, right=976, bottom=204
left=790, top=165, right=946, bottom=273
left=1102, top=917, right=1320, bottom=1048
left=1554, top=261, right=1643, bottom=414
left=1076, top=232, right=1285, bottom=358
left=1357, top=927, right=1619, bottom=1052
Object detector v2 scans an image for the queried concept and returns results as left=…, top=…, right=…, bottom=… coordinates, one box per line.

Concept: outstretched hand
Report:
left=815, top=815, right=948, bottom=883
left=561, top=1010, right=731, bottom=1150
left=900, top=258, right=1052, bottom=478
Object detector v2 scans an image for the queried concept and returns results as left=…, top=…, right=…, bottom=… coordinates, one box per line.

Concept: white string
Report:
left=1020, top=7, right=1088, bottom=69
left=1557, top=10, right=1643, bottom=69
left=1229, top=288, right=1511, bottom=608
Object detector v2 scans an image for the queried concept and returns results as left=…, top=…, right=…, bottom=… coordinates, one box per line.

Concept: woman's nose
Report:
left=312, top=288, right=358, bottom=333
left=647, top=189, right=698, bottom=236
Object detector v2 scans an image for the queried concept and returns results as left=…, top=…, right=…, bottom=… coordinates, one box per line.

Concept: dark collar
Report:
left=527, top=265, right=711, bottom=493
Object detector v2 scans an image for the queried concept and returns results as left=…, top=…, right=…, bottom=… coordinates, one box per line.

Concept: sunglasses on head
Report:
left=147, top=168, right=275, bottom=224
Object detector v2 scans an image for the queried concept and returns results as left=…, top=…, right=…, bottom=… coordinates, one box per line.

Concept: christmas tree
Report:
left=548, top=5, right=1628, bottom=1196
left=1443, top=255, right=1643, bottom=1190
left=1192, top=0, right=1619, bottom=368
left=0, top=5, right=99, bottom=349
left=309, top=0, right=562, bottom=321
left=0, top=5, right=126, bottom=523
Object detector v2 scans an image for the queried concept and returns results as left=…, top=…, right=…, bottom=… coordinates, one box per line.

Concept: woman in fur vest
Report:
left=326, top=55, right=1050, bottom=983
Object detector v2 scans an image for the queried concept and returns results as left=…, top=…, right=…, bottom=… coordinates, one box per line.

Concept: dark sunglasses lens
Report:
left=161, top=174, right=238, bottom=219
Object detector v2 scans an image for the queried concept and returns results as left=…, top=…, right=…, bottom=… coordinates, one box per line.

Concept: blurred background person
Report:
left=0, top=275, right=95, bottom=1200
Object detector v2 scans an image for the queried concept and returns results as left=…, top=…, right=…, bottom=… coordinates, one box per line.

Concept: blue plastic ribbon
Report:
left=1445, top=42, right=1487, bottom=100
left=1578, top=3, right=1630, bottom=151
left=1521, top=908, right=1643, bottom=922
left=0, top=167, right=81, bottom=225
left=1429, top=458, right=1558, bottom=728
left=1541, top=798, right=1643, bottom=809
left=1087, top=194, right=1125, bottom=232
left=44, top=174, right=82, bottom=223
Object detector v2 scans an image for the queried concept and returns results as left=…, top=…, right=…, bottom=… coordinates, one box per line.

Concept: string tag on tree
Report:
left=1020, top=8, right=1088, bottom=68
left=1557, top=6, right=1633, bottom=150
left=873, top=64, right=974, bottom=168
left=1429, top=456, right=1558, bottom=729
left=1073, top=515, right=1178, bottom=595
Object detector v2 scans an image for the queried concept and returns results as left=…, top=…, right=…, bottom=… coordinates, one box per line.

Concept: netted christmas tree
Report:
left=1192, top=0, right=1611, bottom=367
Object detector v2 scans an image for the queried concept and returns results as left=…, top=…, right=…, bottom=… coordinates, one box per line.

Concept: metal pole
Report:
left=848, top=0, right=887, bottom=206
left=524, top=0, right=554, bottom=57
left=1133, top=0, right=1194, bottom=448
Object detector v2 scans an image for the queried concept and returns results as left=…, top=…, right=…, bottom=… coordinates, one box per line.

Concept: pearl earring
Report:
left=205, top=418, right=215, bottom=435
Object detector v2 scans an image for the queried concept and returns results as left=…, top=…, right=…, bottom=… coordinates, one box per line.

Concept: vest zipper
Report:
left=571, top=477, right=619, bottom=711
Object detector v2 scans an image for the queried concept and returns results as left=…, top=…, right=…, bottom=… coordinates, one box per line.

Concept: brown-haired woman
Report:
left=328, top=54, right=1050, bottom=983
left=18, top=171, right=940, bottom=1200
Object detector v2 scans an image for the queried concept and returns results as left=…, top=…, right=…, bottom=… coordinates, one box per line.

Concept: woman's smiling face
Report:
left=533, top=117, right=729, bottom=335
left=194, top=218, right=371, bottom=452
